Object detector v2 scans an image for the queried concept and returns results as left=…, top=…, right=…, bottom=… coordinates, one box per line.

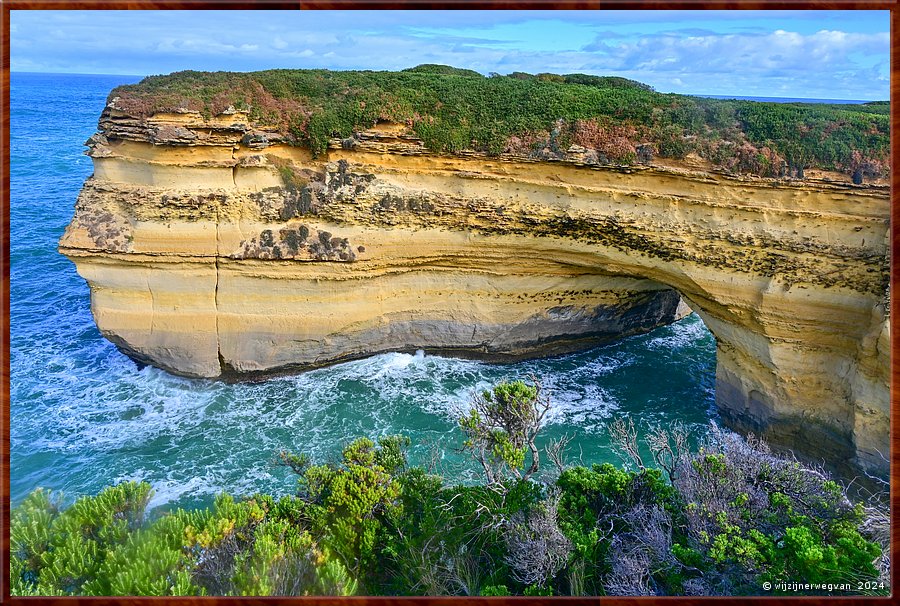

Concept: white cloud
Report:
left=573, top=27, right=889, bottom=97
left=588, top=29, right=889, bottom=75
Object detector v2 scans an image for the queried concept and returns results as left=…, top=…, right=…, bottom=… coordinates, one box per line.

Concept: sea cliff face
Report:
left=60, top=103, right=890, bottom=477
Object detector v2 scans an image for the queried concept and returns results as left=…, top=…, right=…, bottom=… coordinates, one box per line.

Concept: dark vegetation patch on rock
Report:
left=233, top=223, right=356, bottom=262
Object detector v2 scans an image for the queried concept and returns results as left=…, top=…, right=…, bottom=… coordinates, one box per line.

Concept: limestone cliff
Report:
left=60, top=103, right=890, bottom=477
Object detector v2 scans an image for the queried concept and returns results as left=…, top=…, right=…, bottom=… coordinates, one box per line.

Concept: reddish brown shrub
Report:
left=572, top=119, right=639, bottom=164
left=504, top=130, right=550, bottom=155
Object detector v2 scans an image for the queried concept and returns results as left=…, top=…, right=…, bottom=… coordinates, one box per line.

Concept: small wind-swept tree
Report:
left=458, top=379, right=551, bottom=486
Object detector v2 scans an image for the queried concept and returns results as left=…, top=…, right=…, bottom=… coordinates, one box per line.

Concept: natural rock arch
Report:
left=60, top=115, right=890, bottom=478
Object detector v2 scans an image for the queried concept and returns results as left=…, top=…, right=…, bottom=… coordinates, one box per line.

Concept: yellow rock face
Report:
left=60, top=111, right=890, bottom=477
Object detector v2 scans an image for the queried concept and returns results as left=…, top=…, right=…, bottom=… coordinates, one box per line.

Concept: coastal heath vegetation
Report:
left=11, top=380, right=888, bottom=597
left=107, top=64, right=889, bottom=181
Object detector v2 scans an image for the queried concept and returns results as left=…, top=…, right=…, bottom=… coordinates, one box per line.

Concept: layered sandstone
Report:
left=60, top=103, right=891, bottom=477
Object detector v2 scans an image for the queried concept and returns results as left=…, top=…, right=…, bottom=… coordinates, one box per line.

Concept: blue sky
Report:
left=10, top=10, right=890, bottom=99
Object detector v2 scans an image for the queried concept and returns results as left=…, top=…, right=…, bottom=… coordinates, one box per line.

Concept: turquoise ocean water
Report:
left=9, top=73, right=717, bottom=512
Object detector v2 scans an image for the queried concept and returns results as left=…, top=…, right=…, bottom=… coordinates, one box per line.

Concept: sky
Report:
left=9, top=10, right=891, bottom=100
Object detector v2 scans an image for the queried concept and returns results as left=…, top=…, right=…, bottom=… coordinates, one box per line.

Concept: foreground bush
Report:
left=11, top=383, right=888, bottom=596
left=11, top=484, right=355, bottom=596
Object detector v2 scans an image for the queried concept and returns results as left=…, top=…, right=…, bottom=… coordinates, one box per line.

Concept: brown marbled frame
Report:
left=0, top=0, right=896, bottom=603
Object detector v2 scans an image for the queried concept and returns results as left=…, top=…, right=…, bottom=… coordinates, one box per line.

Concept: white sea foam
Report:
left=646, top=314, right=713, bottom=350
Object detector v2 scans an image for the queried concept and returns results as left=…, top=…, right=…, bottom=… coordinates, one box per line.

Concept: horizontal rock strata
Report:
left=61, top=106, right=891, bottom=477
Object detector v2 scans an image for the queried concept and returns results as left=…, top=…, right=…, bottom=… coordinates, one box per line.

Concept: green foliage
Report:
left=108, top=67, right=888, bottom=176
left=524, top=583, right=554, bottom=596
left=692, top=452, right=727, bottom=476
left=305, top=109, right=346, bottom=156
left=402, top=64, right=485, bottom=78
left=458, top=380, right=549, bottom=485
left=12, top=459, right=885, bottom=597
left=671, top=429, right=886, bottom=595
left=10, top=483, right=357, bottom=597
left=733, top=100, right=889, bottom=174
left=10, top=482, right=199, bottom=596
left=562, top=73, right=654, bottom=91
left=554, top=463, right=677, bottom=593
left=671, top=543, right=705, bottom=568
left=766, top=521, right=880, bottom=591
left=480, top=584, right=511, bottom=596
left=277, top=450, right=310, bottom=475
left=295, top=436, right=407, bottom=578
left=373, top=434, right=412, bottom=475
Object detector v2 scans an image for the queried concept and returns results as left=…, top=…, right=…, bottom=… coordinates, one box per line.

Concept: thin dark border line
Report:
left=1, top=1, right=896, bottom=604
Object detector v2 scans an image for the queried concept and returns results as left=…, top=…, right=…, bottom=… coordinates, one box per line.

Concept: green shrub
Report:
left=480, top=584, right=511, bottom=596
left=11, top=482, right=199, bottom=596
left=289, top=435, right=408, bottom=584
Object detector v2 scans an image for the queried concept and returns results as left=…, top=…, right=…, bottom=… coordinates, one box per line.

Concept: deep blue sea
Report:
left=9, top=72, right=717, bottom=512
left=696, top=94, right=876, bottom=104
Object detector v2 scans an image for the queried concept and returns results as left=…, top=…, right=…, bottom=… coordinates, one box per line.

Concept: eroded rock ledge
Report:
left=60, top=106, right=890, bottom=477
